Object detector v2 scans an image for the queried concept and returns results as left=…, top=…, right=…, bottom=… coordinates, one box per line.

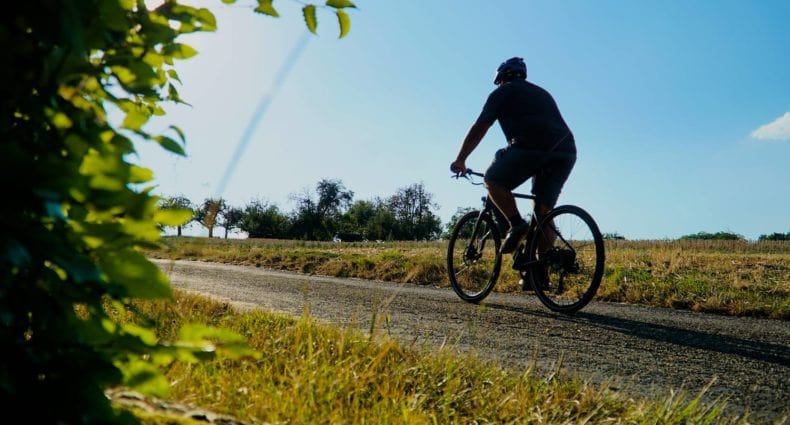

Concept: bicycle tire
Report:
left=528, top=205, right=605, bottom=313
left=447, top=210, right=502, bottom=303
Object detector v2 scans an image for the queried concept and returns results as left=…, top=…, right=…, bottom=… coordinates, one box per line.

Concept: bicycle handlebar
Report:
left=451, top=168, right=485, bottom=185
left=451, top=168, right=484, bottom=178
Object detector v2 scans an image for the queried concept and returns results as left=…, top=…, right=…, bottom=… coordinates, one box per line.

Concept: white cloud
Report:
left=751, top=112, right=790, bottom=141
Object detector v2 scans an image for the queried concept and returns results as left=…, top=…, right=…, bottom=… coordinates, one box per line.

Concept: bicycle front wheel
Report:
left=528, top=205, right=605, bottom=313
left=447, top=211, right=502, bottom=303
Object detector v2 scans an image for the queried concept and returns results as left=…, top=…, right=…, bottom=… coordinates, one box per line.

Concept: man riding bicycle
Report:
left=450, top=57, right=577, bottom=256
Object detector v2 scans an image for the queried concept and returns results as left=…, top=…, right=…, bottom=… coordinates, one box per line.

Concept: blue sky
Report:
left=137, top=0, right=790, bottom=240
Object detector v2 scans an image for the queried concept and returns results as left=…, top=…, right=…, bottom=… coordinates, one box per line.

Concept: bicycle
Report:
left=447, top=169, right=605, bottom=313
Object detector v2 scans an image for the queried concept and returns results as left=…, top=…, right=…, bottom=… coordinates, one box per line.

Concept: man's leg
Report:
left=485, top=180, right=519, bottom=219
left=485, top=179, right=529, bottom=253
left=534, top=203, right=555, bottom=254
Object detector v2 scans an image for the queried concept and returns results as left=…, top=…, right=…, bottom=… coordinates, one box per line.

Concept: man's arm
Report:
left=451, top=121, right=491, bottom=173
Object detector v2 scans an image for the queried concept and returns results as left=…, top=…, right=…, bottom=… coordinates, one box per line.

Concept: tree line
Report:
left=601, top=231, right=790, bottom=241
left=680, top=231, right=790, bottom=241
left=159, top=179, right=444, bottom=241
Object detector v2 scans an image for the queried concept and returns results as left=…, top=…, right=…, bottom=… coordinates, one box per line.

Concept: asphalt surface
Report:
left=154, top=259, right=790, bottom=423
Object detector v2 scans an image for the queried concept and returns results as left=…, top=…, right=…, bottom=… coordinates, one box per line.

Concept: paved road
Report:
left=154, top=259, right=790, bottom=423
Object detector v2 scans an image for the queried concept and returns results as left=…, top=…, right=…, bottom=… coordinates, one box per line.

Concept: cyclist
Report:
left=450, top=57, right=577, bottom=256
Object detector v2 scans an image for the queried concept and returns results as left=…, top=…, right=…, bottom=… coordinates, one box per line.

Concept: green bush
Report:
left=0, top=1, right=354, bottom=422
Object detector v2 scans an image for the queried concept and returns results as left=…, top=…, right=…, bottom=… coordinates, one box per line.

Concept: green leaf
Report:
left=326, top=0, right=356, bottom=8
left=123, top=220, right=163, bottom=242
left=154, top=208, right=193, bottom=226
left=336, top=10, right=351, bottom=38
left=121, top=358, right=170, bottom=398
left=167, top=69, right=181, bottom=82
left=163, top=43, right=198, bottom=60
left=178, top=324, right=260, bottom=360
left=120, top=322, right=158, bottom=346
left=99, top=0, right=130, bottom=32
left=122, top=109, right=149, bottom=131
left=54, top=254, right=103, bottom=284
left=168, top=125, right=187, bottom=145
left=167, top=83, right=183, bottom=103
left=303, top=5, right=317, bottom=34
left=155, top=135, right=186, bottom=156
left=101, top=250, right=172, bottom=299
left=130, top=165, right=154, bottom=183
left=179, top=324, right=245, bottom=344
left=51, top=111, right=73, bottom=129
left=254, top=0, right=279, bottom=17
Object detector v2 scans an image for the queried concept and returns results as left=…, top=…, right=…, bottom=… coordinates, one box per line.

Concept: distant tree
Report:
left=290, top=179, right=353, bottom=240
left=343, top=200, right=376, bottom=231
left=758, top=232, right=790, bottom=241
left=603, top=232, right=626, bottom=240
left=239, top=200, right=290, bottom=239
left=369, top=203, right=398, bottom=241
left=442, top=206, right=476, bottom=239
left=338, top=199, right=376, bottom=239
left=387, top=182, right=442, bottom=240
left=680, top=231, right=744, bottom=241
left=194, top=198, right=226, bottom=238
left=158, top=195, right=194, bottom=236
left=289, top=188, right=320, bottom=240
left=219, top=206, right=244, bottom=239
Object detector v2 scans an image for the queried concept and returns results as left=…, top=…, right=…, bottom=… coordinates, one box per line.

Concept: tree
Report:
left=219, top=206, right=244, bottom=239
left=194, top=198, right=226, bottom=238
left=158, top=195, right=194, bottom=236
left=758, top=232, right=790, bottom=241
left=341, top=199, right=379, bottom=238
left=0, top=1, right=357, bottom=422
left=442, top=206, right=476, bottom=239
left=239, top=200, right=290, bottom=239
left=368, top=200, right=399, bottom=241
left=290, top=179, right=353, bottom=240
left=387, top=182, right=442, bottom=240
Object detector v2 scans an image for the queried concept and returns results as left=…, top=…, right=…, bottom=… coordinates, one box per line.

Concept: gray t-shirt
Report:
left=476, top=80, right=576, bottom=153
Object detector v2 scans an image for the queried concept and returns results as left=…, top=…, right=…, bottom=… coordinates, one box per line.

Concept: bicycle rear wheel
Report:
left=447, top=211, right=502, bottom=303
left=528, top=205, right=605, bottom=313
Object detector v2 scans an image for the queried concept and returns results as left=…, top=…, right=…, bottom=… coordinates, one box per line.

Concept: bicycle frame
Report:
left=458, top=170, right=568, bottom=272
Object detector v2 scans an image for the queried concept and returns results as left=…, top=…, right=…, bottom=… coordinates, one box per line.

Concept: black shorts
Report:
left=484, top=146, right=576, bottom=208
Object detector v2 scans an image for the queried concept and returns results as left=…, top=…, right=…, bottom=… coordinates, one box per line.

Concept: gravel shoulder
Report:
left=154, top=259, right=790, bottom=424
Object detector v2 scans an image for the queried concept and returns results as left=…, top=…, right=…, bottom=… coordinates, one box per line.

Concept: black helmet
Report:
left=494, top=57, right=527, bottom=84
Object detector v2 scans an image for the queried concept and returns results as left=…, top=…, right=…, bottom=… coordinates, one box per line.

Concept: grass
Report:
left=121, top=291, right=746, bottom=424
left=146, top=237, right=790, bottom=319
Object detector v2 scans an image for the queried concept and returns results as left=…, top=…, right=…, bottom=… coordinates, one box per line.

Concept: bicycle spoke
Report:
left=454, top=264, right=470, bottom=276
left=447, top=211, right=502, bottom=303
left=528, top=206, right=604, bottom=313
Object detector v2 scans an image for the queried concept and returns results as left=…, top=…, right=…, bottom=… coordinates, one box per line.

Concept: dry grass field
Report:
left=148, top=238, right=790, bottom=319
left=121, top=291, right=740, bottom=424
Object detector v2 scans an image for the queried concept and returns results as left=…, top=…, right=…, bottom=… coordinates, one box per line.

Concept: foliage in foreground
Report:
left=0, top=1, right=355, bottom=423
left=127, top=291, right=741, bottom=424
left=149, top=237, right=790, bottom=319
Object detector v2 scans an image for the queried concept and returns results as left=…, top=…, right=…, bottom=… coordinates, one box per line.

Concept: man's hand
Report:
left=450, top=160, right=467, bottom=176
